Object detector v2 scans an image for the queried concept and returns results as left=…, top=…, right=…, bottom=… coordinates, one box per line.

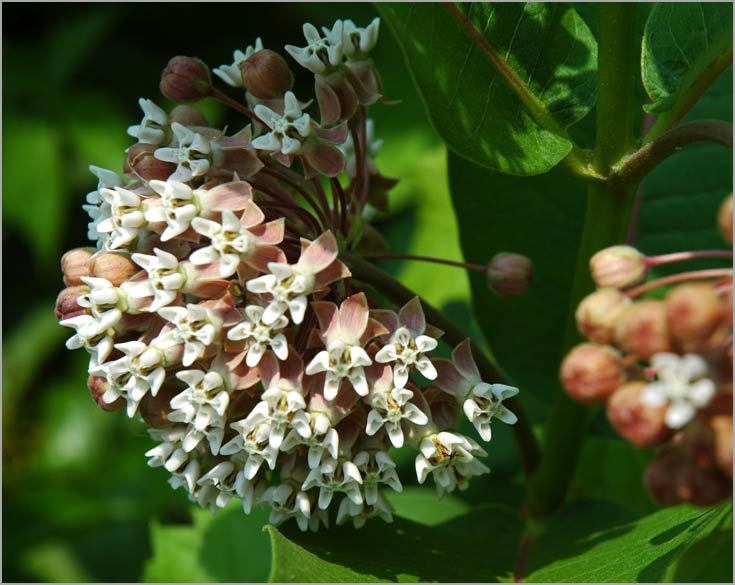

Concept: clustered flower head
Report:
left=561, top=194, right=733, bottom=507
left=55, top=19, right=519, bottom=532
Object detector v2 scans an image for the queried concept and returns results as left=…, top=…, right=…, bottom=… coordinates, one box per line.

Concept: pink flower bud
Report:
left=241, top=49, right=294, bottom=99
left=645, top=447, right=685, bottom=506
left=606, top=381, right=671, bottom=447
left=55, top=286, right=90, bottom=321
left=575, top=288, right=631, bottom=344
left=665, top=283, right=724, bottom=343
left=486, top=252, right=533, bottom=296
left=589, top=245, right=646, bottom=290
left=160, top=56, right=212, bottom=103
left=169, top=104, right=208, bottom=127
left=560, top=343, right=624, bottom=403
left=61, top=247, right=94, bottom=286
left=718, top=194, right=733, bottom=245
left=673, top=461, right=731, bottom=506
left=614, top=300, right=672, bottom=360
left=88, top=375, right=125, bottom=412
left=711, top=415, right=733, bottom=480
left=126, top=143, right=175, bottom=181
left=89, top=252, right=139, bottom=286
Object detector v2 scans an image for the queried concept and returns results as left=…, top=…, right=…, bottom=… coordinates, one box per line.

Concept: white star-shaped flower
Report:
left=59, top=313, right=116, bottom=367
left=285, top=21, right=344, bottom=74
left=280, top=412, right=339, bottom=469
left=190, top=210, right=256, bottom=277
left=306, top=342, right=372, bottom=400
left=342, top=18, right=380, bottom=60
left=154, top=123, right=216, bottom=182
left=130, top=248, right=186, bottom=312
left=195, top=460, right=240, bottom=512
left=260, top=483, right=312, bottom=532
left=245, top=383, right=310, bottom=450
left=302, top=456, right=363, bottom=510
left=375, top=326, right=438, bottom=388
left=336, top=490, right=393, bottom=529
left=83, top=166, right=123, bottom=247
left=641, top=353, right=716, bottom=429
left=353, top=450, right=402, bottom=506
left=156, top=304, right=218, bottom=367
left=219, top=420, right=280, bottom=479
left=247, top=263, right=314, bottom=325
left=146, top=180, right=200, bottom=241
left=415, top=432, right=489, bottom=496
left=227, top=305, right=289, bottom=367
left=213, top=38, right=264, bottom=87
left=365, top=385, right=428, bottom=448
left=127, top=98, right=169, bottom=145
left=463, top=383, right=518, bottom=442
left=252, top=92, right=311, bottom=155
left=96, top=186, right=146, bottom=250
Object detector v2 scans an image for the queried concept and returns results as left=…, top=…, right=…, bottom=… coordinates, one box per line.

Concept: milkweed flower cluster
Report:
left=560, top=193, right=733, bottom=507
left=55, top=18, right=519, bottom=531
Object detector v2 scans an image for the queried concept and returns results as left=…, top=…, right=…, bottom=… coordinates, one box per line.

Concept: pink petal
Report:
left=314, top=258, right=351, bottom=290
left=205, top=180, right=253, bottom=212
left=302, top=141, right=345, bottom=178
left=258, top=351, right=279, bottom=389
left=339, top=293, right=369, bottom=341
left=250, top=218, right=285, bottom=245
left=452, top=339, right=481, bottom=382
left=315, top=75, right=342, bottom=126
left=246, top=245, right=287, bottom=273
left=369, top=309, right=399, bottom=335
left=399, top=297, right=426, bottom=334
left=299, top=231, right=339, bottom=274
left=239, top=200, right=265, bottom=228
left=433, top=359, right=468, bottom=397
left=312, top=301, right=340, bottom=339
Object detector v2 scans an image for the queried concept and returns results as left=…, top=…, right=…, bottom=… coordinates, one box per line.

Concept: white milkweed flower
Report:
left=156, top=304, right=219, bottom=367
left=213, top=38, right=264, bottom=87
left=245, top=381, right=310, bottom=450
left=353, top=450, right=402, bottom=506
left=641, top=353, right=716, bottom=429
left=280, top=411, right=339, bottom=469
left=59, top=313, right=117, bottom=367
left=227, top=305, right=289, bottom=367
left=302, top=456, right=363, bottom=510
left=463, top=384, right=519, bottom=442
left=169, top=369, right=230, bottom=454
left=94, top=340, right=167, bottom=417
left=336, top=490, right=393, bottom=529
left=195, top=461, right=239, bottom=511
left=220, top=420, right=279, bottom=479
left=127, top=98, right=169, bottom=145
left=145, top=180, right=200, bottom=241
left=190, top=209, right=257, bottom=277
left=252, top=92, right=311, bottom=155
left=366, top=385, right=428, bottom=448
left=96, top=186, right=146, bottom=250
left=342, top=17, right=380, bottom=60
left=285, top=21, right=344, bottom=74
left=169, top=458, right=202, bottom=496
left=130, top=248, right=186, bottom=312
left=154, top=123, right=219, bottom=182
left=415, top=431, right=489, bottom=496
left=260, top=483, right=312, bottom=532
left=83, top=165, right=123, bottom=246
left=146, top=427, right=189, bottom=472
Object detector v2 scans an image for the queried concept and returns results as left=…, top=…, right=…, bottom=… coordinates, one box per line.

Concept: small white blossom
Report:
left=213, top=38, right=264, bottom=87
left=641, top=353, right=716, bottom=429
left=127, top=98, right=169, bottom=145
left=195, top=461, right=239, bottom=511
left=305, top=343, right=372, bottom=400
left=227, top=305, right=289, bottom=367
left=169, top=459, right=202, bottom=496
left=146, top=180, right=200, bottom=241
left=154, top=123, right=218, bottom=182
left=190, top=210, right=256, bottom=277
left=252, top=92, right=311, bottom=155
left=260, top=483, right=312, bottom=532
left=342, top=18, right=380, bottom=60
left=94, top=340, right=167, bottom=417
left=463, top=383, right=518, bottom=442
left=336, top=490, right=393, bottom=529
left=280, top=412, right=339, bottom=469
left=353, top=450, right=402, bottom=505
left=130, top=248, right=186, bottom=312
left=156, top=304, right=218, bottom=367
left=96, top=186, right=146, bottom=250
left=375, top=326, right=438, bottom=388
left=285, top=21, right=344, bottom=74
left=302, top=457, right=363, bottom=510
left=59, top=313, right=117, bottom=367
left=77, top=276, right=124, bottom=325
left=145, top=427, right=189, bottom=472
left=169, top=369, right=230, bottom=454
left=83, top=166, right=123, bottom=247
left=247, top=264, right=313, bottom=325
left=366, top=385, right=428, bottom=448
left=415, top=432, right=489, bottom=496
left=220, top=420, right=279, bottom=479
left=245, top=382, right=310, bottom=450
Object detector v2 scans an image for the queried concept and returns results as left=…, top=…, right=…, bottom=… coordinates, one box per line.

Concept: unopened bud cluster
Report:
left=56, top=19, right=519, bottom=531
left=562, top=197, right=733, bottom=507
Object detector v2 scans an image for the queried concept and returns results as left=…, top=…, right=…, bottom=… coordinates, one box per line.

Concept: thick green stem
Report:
left=523, top=3, right=639, bottom=521
left=344, top=253, right=542, bottom=476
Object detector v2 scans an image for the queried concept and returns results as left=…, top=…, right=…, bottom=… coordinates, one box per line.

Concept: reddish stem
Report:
left=646, top=250, right=733, bottom=266
left=210, top=88, right=263, bottom=125
left=364, top=253, right=487, bottom=273
left=626, top=268, right=733, bottom=298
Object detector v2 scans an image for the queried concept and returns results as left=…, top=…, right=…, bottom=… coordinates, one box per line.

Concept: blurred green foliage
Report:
left=1, top=3, right=481, bottom=582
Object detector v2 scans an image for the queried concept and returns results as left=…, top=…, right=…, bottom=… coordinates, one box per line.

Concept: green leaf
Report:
left=448, top=151, right=586, bottom=398
left=268, top=504, right=522, bottom=582
left=142, top=503, right=272, bottom=583
left=526, top=499, right=733, bottom=582
left=641, top=2, right=733, bottom=114
left=378, top=3, right=597, bottom=175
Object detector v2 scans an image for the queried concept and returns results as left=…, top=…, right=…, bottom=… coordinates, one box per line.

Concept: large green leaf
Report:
left=641, top=2, right=733, bottom=113
left=268, top=504, right=522, bottom=582
left=378, top=3, right=598, bottom=176
left=525, top=499, right=733, bottom=582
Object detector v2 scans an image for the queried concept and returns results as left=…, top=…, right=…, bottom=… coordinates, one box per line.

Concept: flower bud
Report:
left=160, top=56, right=212, bottom=103
left=139, top=386, right=180, bottom=428
left=61, top=247, right=94, bottom=286
left=241, top=49, right=294, bottom=99
left=645, top=447, right=684, bottom=506
left=589, top=245, right=647, bottom=290
left=169, top=104, right=208, bottom=127
left=88, top=375, right=125, bottom=412
left=606, top=381, right=671, bottom=447
left=718, top=194, right=733, bottom=245
left=575, top=288, right=631, bottom=344
left=89, top=252, right=139, bottom=286
left=614, top=300, right=672, bottom=360
left=673, top=461, right=731, bottom=506
left=55, top=286, right=90, bottom=321
left=486, top=252, right=533, bottom=296
left=560, top=343, right=624, bottom=403
left=710, top=415, right=733, bottom=480
left=666, top=283, right=724, bottom=343
left=125, top=143, right=176, bottom=181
